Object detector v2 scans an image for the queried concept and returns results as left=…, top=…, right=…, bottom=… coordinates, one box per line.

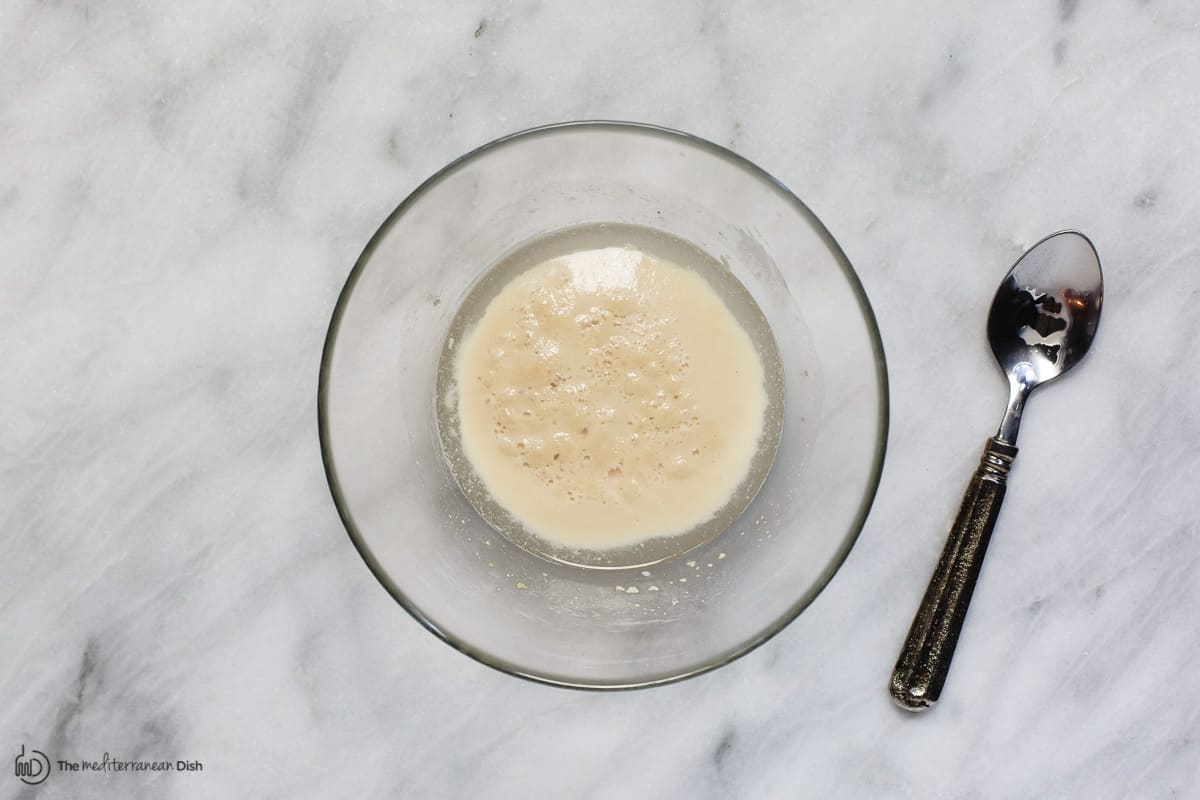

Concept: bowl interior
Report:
left=320, top=122, right=887, bottom=687
left=433, top=222, right=788, bottom=570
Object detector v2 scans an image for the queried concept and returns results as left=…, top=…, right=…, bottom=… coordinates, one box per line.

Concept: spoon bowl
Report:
left=989, top=232, right=1103, bottom=442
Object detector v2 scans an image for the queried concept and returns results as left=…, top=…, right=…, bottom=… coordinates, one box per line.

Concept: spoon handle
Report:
left=890, top=436, right=1018, bottom=711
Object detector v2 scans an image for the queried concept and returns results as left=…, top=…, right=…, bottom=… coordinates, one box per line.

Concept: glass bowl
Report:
left=319, top=121, right=888, bottom=688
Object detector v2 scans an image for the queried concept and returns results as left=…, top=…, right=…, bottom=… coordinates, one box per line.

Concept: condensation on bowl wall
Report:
left=318, top=120, right=888, bottom=689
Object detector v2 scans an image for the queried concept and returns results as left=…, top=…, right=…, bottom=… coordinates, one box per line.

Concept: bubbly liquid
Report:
left=438, top=225, right=784, bottom=567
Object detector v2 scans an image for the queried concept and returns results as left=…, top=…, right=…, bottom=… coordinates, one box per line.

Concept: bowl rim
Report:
left=317, top=120, right=890, bottom=690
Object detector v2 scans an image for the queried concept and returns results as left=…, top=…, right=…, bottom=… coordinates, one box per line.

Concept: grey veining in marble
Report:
left=3, top=0, right=1200, bottom=797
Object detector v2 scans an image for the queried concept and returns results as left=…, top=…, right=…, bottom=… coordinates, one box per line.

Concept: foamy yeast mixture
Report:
left=455, top=246, right=768, bottom=551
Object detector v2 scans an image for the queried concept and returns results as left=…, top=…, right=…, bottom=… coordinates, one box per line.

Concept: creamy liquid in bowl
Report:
left=437, top=225, right=784, bottom=568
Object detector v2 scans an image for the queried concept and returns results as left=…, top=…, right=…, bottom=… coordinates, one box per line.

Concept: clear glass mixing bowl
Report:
left=319, top=121, right=888, bottom=688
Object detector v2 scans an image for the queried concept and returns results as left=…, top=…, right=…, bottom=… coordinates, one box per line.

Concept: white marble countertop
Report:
left=4, top=1, right=1199, bottom=797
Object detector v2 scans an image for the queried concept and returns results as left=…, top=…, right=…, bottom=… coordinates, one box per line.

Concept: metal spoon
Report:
left=890, top=230, right=1103, bottom=712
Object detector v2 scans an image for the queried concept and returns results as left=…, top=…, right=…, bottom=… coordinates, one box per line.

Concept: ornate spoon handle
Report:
left=890, top=437, right=1018, bottom=711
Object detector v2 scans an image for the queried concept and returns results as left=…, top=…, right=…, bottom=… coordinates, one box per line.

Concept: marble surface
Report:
left=3, top=0, right=1199, bottom=797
